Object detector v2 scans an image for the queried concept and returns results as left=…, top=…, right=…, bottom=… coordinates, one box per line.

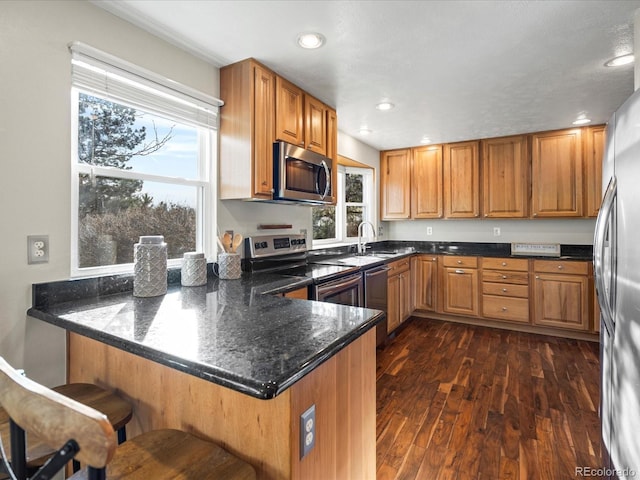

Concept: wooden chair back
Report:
left=0, top=357, right=117, bottom=470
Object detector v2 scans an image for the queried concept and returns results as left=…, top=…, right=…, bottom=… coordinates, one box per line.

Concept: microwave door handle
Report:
left=318, top=160, right=330, bottom=199
left=594, top=176, right=617, bottom=332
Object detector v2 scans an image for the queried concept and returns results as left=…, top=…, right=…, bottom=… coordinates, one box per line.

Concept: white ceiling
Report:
left=94, top=0, right=640, bottom=151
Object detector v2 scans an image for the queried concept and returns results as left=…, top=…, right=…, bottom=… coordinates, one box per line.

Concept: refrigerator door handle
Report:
left=594, top=176, right=617, bottom=332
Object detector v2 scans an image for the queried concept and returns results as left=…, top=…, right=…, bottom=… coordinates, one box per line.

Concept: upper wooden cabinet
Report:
left=220, top=58, right=337, bottom=202
left=482, top=135, right=529, bottom=218
left=531, top=128, right=583, bottom=217
left=585, top=125, right=606, bottom=217
left=444, top=141, right=480, bottom=218
left=381, top=149, right=412, bottom=219
left=275, top=76, right=304, bottom=147
left=412, top=145, right=443, bottom=218
left=220, top=59, right=275, bottom=200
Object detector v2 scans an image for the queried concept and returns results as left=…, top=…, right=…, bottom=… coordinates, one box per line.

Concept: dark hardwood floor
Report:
left=376, top=317, right=601, bottom=480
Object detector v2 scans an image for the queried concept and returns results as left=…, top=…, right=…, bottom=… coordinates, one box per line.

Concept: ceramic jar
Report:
left=181, top=252, right=207, bottom=287
left=216, top=253, right=241, bottom=280
left=133, top=235, right=167, bottom=297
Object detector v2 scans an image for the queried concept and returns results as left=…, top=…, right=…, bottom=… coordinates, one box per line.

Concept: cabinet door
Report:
left=304, top=95, right=327, bottom=155
left=443, top=267, right=479, bottom=316
left=482, top=135, right=528, bottom=218
left=412, top=145, right=443, bottom=218
left=275, top=76, right=304, bottom=146
left=533, top=273, right=589, bottom=330
left=326, top=108, right=338, bottom=205
left=414, top=256, right=438, bottom=311
left=387, top=273, right=401, bottom=333
left=381, top=149, right=412, bottom=219
left=253, top=64, right=276, bottom=197
left=444, top=141, right=480, bottom=218
left=399, top=270, right=412, bottom=322
left=531, top=128, right=583, bottom=217
left=585, top=125, right=606, bottom=217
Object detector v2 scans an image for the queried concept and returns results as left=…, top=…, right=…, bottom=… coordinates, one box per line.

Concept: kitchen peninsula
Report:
left=27, top=272, right=383, bottom=480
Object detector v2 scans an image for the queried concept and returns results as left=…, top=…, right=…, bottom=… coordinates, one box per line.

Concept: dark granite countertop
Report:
left=27, top=271, right=384, bottom=400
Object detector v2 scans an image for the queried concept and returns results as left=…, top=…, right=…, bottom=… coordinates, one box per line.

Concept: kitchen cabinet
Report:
left=381, top=149, right=412, bottom=220
left=442, top=256, right=479, bottom=317
left=585, top=125, right=606, bottom=217
left=532, top=260, right=590, bottom=331
left=220, top=59, right=275, bottom=200
left=275, top=76, right=304, bottom=147
left=444, top=141, right=480, bottom=218
left=387, top=257, right=411, bottom=333
left=481, top=135, right=529, bottom=218
left=326, top=107, right=339, bottom=201
left=304, top=95, right=327, bottom=155
left=411, top=145, right=443, bottom=218
left=481, top=257, right=529, bottom=323
left=413, top=255, right=439, bottom=311
left=531, top=128, right=583, bottom=217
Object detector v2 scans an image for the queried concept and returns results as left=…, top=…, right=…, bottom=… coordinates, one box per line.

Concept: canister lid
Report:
left=183, top=252, right=205, bottom=259
left=139, top=235, right=165, bottom=244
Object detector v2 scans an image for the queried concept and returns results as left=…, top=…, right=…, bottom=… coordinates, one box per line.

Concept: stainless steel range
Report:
left=245, top=234, right=363, bottom=306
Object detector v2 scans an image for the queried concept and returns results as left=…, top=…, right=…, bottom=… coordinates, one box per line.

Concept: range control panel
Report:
left=245, top=234, right=308, bottom=259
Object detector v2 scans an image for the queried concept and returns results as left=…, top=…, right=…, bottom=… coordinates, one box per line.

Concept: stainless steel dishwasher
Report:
left=363, top=265, right=389, bottom=346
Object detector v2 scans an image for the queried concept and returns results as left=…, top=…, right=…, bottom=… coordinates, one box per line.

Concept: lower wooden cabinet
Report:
left=387, top=258, right=411, bottom=333
left=532, top=260, right=590, bottom=331
left=442, top=256, right=479, bottom=317
left=481, top=257, right=529, bottom=323
left=413, top=255, right=438, bottom=311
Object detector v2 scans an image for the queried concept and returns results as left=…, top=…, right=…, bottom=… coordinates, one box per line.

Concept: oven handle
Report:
left=316, top=273, right=362, bottom=295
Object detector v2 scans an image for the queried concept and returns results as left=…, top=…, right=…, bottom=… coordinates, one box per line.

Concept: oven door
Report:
left=314, top=273, right=363, bottom=307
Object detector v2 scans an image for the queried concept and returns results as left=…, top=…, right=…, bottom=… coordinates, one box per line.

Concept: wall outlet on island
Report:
left=300, top=404, right=316, bottom=458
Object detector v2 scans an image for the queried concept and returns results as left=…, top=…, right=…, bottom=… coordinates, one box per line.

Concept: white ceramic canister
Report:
left=181, top=252, right=207, bottom=287
left=133, top=235, right=167, bottom=297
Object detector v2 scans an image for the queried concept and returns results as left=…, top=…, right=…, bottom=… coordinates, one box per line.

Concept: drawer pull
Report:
left=558, top=265, right=563, bottom=270
left=502, top=307, right=508, bottom=311
left=502, top=288, right=508, bottom=292
left=457, top=260, right=462, bottom=264
left=502, top=275, right=507, bottom=279
left=502, top=262, right=507, bottom=266
left=455, top=269, right=465, bottom=274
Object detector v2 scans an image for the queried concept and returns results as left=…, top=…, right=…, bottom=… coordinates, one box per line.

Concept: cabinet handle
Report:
left=558, top=265, right=563, bottom=270
left=501, top=262, right=507, bottom=266
left=455, top=269, right=465, bottom=274
left=502, top=275, right=507, bottom=279
left=535, top=275, right=540, bottom=279
left=502, top=307, right=508, bottom=311
left=502, top=288, right=508, bottom=292
left=457, top=260, right=462, bottom=264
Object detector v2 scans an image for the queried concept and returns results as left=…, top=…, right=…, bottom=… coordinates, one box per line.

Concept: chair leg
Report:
left=117, top=426, right=126, bottom=444
left=88, top=466, right=106, bottom=480
left=9, top=420, right=26, bottom=480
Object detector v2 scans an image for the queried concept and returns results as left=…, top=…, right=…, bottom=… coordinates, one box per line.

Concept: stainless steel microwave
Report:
left=273, top=141, right=335, bottom=205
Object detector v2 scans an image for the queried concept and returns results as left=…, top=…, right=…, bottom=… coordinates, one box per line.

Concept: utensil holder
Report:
left=181, top=252, right=207, bottom=287
left=216, top=253, right=241, bottom=280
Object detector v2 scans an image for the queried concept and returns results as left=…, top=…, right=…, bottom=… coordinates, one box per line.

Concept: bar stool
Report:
left=0, top=380, right=133, bottom=475
left=0, top=357, right=256, bottom=480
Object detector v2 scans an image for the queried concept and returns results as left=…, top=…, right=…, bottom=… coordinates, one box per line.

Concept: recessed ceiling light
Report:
left=604, top=53, right=634, bottom=67
left=359, top=127, right=372, bottom=135
left=572, top=115, right=591, bottom=125
left=297, top=32, right=325, bottom=49
left=376, top=102, right=395, bottom=111
left=420, top=136, right=431, bottom=144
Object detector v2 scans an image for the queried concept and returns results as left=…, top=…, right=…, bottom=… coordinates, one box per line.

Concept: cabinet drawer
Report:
left=482, top=282, right=529, bottom=298
left=442, top=256, right=478, bottom=268
left=387, top=258, right=410, bottom=275
left=482, top=271, right=529, bottom=285
left=481, top=257, right=529, bottom=271
left=533, top=260, right=589, bottom=275
left=482, top=295, right=529, bottom=323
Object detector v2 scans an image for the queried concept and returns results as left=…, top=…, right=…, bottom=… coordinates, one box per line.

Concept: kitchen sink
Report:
left=333, top=255, right=387, bottom=266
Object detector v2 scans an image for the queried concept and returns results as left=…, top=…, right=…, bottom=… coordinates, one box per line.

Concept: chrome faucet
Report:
left=357, top=221, right=376, bottom=255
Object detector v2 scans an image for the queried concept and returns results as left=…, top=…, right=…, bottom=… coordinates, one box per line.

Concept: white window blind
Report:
left=69, top=42, right=222, bottom=129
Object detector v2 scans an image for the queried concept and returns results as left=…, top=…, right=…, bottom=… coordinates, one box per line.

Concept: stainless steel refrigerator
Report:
left=594, top=86, right=640, bottom=479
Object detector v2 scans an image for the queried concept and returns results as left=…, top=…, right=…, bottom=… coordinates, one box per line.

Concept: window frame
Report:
left=69, top=45, right=219, bottom=278
left=312, top=165, right=376, bottom=247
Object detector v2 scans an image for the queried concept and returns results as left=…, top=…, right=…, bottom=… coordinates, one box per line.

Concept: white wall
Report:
left=388, top=218, right=596, bottom=245
left=0, top=1, right=219, bottom=385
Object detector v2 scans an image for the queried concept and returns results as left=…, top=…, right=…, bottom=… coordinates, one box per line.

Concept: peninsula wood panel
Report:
left=411, top=145, right=443, bottom=218
left=381, top=149, right=412, bottom=219
left=275, top=76, right=304, bottom=147
left=444, top=141, right=480, bottom=218
left=68, top=331, right=376, bottom=480
left=585, top=125, right=606, bottom=217
left=220, top=59, right=275, bottom=200
left=531, top=128, right=583, bottom=217
left=482, top=135, right=529, bottom=218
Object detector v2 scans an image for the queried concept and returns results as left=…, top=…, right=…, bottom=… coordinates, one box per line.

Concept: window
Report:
left=70, top=43, right=220, bottom=276
left=312, top=166, right=375, bottom=245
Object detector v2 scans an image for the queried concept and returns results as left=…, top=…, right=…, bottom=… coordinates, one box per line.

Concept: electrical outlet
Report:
left=300, top=404, right=316, bottom=459
left=426, top=227, right=433, bottom=236
left=224, top=230, right=234, bottom=239
left=493, top=227, right=501, bottom=237
left=28, top=235, right=49, bottom=264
